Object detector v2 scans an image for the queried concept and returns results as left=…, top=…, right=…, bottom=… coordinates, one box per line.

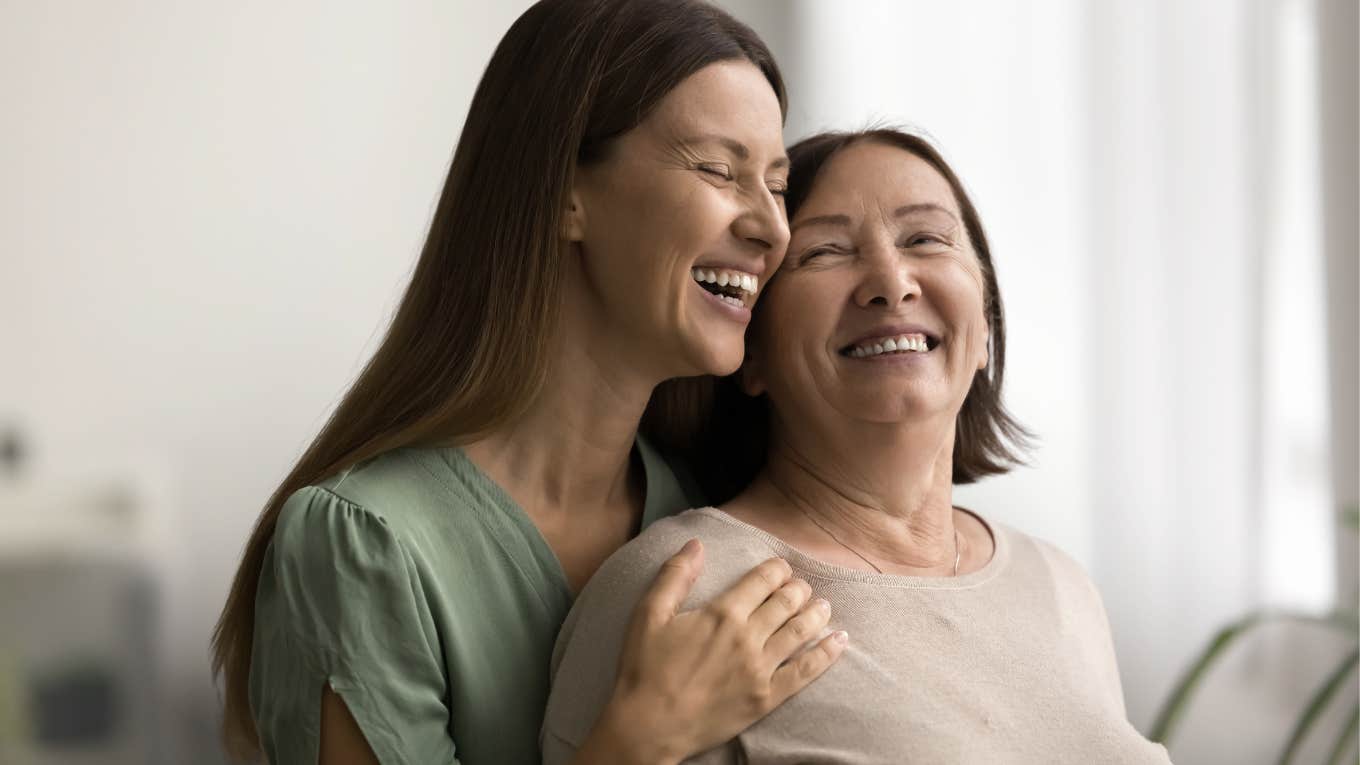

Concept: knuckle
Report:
left=710, top=603, right=744, bottom=629
left=795, top=652, right=821, bottom=680
left=744, top=685, right=773, bottom=711
left=756, top=569, right=779, bottom=590
left=816, top=640, right=841, bottom=665
left=757, top=558, right=790, bottom=588
left=806, top=603, right=831, bottom=629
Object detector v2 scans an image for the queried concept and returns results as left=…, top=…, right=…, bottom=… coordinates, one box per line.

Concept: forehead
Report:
left=793, top=141, right=960, bottom=224
left=636, top=60, right=785, bottom=153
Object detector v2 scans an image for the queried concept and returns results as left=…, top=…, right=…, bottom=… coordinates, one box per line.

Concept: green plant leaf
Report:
left=1278, top=648, right=1359, bottom=763
left=1324, top=702, right=1357, bottom=765
left=1151, top=610, right=1358, bottom=746
left=1150, top=613, right=1265, bottom=744
left=1342, top=503, right=1359, bottom=530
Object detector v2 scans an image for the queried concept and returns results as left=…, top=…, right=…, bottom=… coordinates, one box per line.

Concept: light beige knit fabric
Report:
left=541, top=507, right=1172, bottom=764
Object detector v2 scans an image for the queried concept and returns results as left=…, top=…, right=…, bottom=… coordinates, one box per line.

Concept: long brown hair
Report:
left=648, top=129, right=1030, bottom=503
left=211, top=1, right=785, bottom=758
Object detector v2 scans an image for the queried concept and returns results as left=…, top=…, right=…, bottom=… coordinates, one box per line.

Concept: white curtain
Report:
left=721, top=0, right=1350, bottom=760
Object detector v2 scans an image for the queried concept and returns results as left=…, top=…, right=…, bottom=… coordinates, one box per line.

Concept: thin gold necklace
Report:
left=798, top=505, right=961, bottom=576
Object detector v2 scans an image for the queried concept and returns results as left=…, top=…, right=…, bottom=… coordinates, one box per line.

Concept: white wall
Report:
left=2, top=2, right=532, bottom=759
left=725, top=1, right=1351, bottom=762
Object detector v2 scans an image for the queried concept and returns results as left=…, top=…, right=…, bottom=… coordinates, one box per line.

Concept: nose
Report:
left=731, top=187, right=791, bottom=256
left=853, top=246, right=919, bottom=308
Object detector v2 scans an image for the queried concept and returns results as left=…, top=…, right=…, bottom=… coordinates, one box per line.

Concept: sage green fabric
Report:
left=249, top=438, right=698, bottom=765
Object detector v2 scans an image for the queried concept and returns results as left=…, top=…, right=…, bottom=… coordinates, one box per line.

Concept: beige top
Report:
left=541, top=507, right=1172, bottom=764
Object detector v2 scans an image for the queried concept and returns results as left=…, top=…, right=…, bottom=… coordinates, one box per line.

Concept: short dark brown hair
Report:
left=647, top=128, right=1030, bottom=502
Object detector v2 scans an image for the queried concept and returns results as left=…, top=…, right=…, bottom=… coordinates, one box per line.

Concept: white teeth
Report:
left=690, top=267, right=760, bottom=295
left=848, top=334, right=932, bottom=358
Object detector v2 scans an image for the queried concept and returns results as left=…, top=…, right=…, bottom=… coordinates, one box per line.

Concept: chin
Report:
left=681, top=334, right=744, bottom=377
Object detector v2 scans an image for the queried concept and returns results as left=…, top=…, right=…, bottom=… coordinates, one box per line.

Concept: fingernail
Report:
left=833, top=630, right=849, bottom=645
left=814, top=598, right=830, bottom=613
left=681, top=539, right=700, bottom=555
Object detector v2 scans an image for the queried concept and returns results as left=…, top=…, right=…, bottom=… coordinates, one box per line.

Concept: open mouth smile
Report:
left=691, top=267, right=759, bottom=308
left=840, top=332, right=940, bottom=358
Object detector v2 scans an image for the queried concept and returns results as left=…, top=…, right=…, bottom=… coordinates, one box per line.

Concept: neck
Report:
left=463, top=277, right=659, bottom=516
left=744, top=412, right=961, bottom=572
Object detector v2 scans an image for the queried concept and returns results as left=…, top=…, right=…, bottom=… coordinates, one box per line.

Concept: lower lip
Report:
left=693, top=281, right=751, bottom=321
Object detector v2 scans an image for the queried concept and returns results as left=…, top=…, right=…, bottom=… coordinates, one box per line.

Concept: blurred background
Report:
left=1, top=1, right=1355, bottom=763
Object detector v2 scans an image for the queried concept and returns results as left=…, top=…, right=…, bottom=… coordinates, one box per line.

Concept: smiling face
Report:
left=743, top=140, right=991, bottom=427
left=566, top=60, right=790, bottom=379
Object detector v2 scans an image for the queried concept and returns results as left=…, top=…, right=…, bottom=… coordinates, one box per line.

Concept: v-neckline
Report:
left=431, top=436, right=682, bottom=602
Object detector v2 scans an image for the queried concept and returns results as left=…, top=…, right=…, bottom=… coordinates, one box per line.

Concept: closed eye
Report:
left=800, top=245, right=847, bottom=263
left=904, top=234, right=950, bottom=248
left=698, top=164, right=733, bottom=181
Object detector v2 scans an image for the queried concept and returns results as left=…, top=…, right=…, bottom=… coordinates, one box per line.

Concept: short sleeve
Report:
left=249, top=486, right=459, bottom=765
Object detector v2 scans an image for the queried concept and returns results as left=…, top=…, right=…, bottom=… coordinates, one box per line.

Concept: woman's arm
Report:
left=252, top=488, right=459, bottom=764
left=319, top=686, right=381, bottom=765
left=558, top=540, right=846, bottom=764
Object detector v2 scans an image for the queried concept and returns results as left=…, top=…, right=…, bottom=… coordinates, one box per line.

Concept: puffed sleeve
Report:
left=249, top=486, right=459, bottom=765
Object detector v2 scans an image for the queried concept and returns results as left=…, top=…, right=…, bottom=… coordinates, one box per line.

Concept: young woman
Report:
left=211, top=2, right=845, bottom=763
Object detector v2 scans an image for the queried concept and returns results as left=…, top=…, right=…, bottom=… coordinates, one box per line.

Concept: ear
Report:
left=563, top=186, right=587, bottom=242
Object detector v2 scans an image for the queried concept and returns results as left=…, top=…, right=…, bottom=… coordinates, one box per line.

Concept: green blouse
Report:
left=249, top=439, right=699, bottom=765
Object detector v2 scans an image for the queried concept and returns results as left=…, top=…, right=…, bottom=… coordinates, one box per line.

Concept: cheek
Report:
left=748, top=284, right=825, bottom=379
left=936, top=262, right=991, bottom=361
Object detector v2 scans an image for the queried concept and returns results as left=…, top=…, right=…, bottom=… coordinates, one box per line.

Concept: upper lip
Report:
left=840, top=323, right=942, bottom=350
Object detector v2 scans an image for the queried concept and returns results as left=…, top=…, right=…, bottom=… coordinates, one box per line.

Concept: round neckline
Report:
left=694, top=506, right=1010, bottom=590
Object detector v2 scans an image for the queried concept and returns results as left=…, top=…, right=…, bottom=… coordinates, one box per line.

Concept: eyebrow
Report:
left=790, top=203, right=957, bottom=233
left=894, top=202, right=955, bottom=219
left=790, top=213, right=851, bottom=233
left=683, top=134, right=790, bottom=170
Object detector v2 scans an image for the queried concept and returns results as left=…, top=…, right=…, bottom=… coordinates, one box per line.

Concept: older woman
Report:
left=542, top=129, right=1172, bottom=763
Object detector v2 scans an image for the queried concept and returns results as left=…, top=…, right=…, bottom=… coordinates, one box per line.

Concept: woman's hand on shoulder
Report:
left=573, top=539, right=847, bottom=765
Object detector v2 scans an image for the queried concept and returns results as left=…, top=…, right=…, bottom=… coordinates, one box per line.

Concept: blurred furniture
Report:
left=0, top=478, right=164, bottom=765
